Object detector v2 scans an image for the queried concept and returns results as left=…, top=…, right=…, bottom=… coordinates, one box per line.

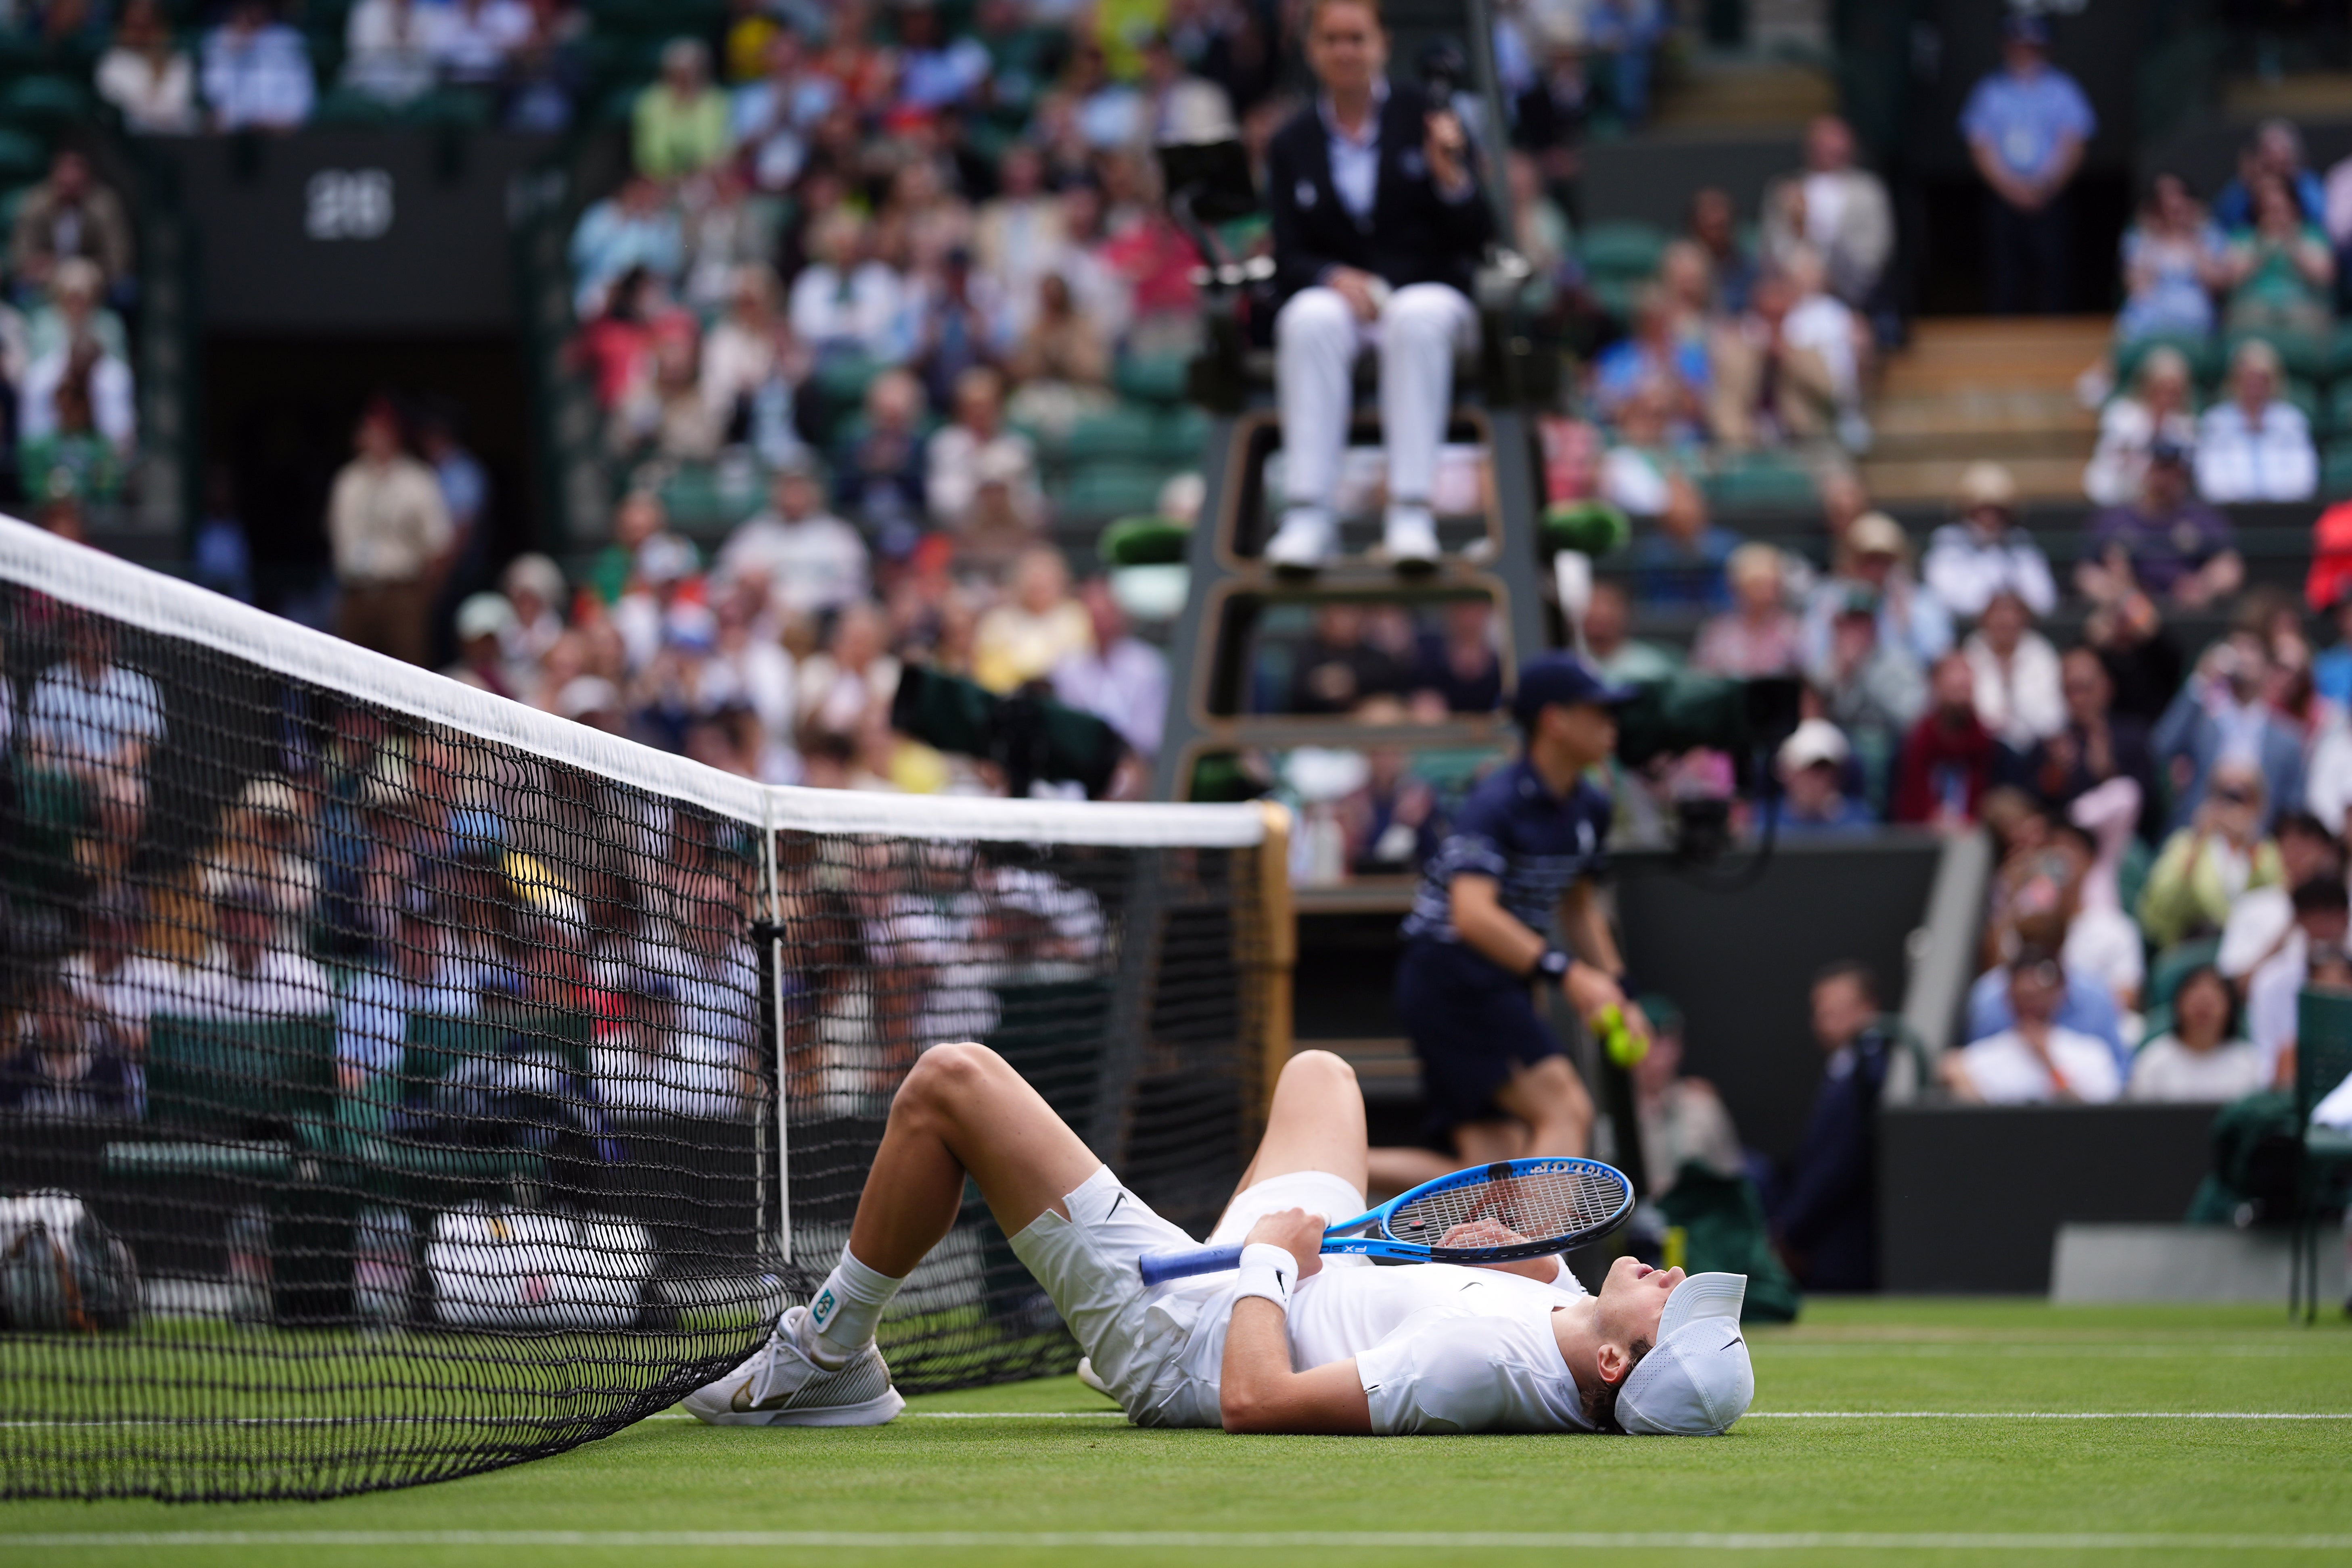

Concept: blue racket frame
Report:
left=1136, top=1156, right=1633, bottom=1286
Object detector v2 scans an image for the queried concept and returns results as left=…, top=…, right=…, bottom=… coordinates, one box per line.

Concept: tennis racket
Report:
left=1136, top=1156, right=1635, bottom=1286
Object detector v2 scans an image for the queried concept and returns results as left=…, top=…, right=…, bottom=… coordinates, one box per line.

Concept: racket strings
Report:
left=1389, top=1168, right=1629, bottom=1249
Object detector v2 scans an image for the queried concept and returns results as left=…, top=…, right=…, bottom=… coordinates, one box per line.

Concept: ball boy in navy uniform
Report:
left=1380, top=653, right=1648, bottom=1192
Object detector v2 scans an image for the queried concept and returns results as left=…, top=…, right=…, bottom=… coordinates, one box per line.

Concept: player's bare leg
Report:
left=845, top=1042, right=1104, bottom=1275
left=1493, top=1055, right=1593, bottom=1157
left=686, top=1041, right=1098, bottom=1428
left=1228, top=1049, right=1369, bottom=1198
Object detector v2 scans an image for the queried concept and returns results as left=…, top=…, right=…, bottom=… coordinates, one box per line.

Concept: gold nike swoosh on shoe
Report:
left=730, top=1378, right=758, bottom=1412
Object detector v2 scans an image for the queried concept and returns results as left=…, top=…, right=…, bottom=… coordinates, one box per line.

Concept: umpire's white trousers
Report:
left=1275, top=282, right=1478, bottom=514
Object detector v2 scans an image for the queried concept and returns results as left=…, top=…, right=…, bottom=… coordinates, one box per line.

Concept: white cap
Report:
left=1616, top=1272, right=1754, bottom=1436
left=1778, top=718, right=1849, bottom=775
left=454, top=592, right=517, bottom=643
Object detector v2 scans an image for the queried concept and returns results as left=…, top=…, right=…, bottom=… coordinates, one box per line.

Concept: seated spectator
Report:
left=1629, top=996, right=1744, bottom=1196
left=2015, top=646, right=2160, bottom=836
left=789, top=208, right=908, bottom=369
left=2114, top=173, right=2226, bottom=344
left=1771, top=719, right=1876, bottom=835
left=1133, top=26, right=1234, bottom=146
left=1004, top=273, right=1114, bottom=437
left=1761, top=115, right=1893, bottom=313
left=2085, top=587, right=2185, bottom=729
left=795, top=601, right=899, bottom=742
left=21, top=345, right=128, bottom=502
left=201, top=0, right=315, bottom=132
left=1923, top=462, right=2058, bottom=619
left=610, top=332, right=723, bottom=462
left=634, top=38, right=729, bottom=181
left=2084, top=347, right=2199, bottom=508
left=717, top=457, right=870, bottom=621
left=1777, top=248, right=1873, bottom=450
left=1627, top=476, right=1742, bottom=610
left=502, top=0, right=585, bottom=133
left=2195, top=338, right=2316, bottom=503
left=2218, top=809, right=2342, bottom=983
left=9, top=152, right=133, bottom=304
left=1708, top=266, right=1842, bottom=451
left=976, top=146, right=1068, bottom=316
left=2049, top=807, right=2147, bottom=1022
left=98, top=0, right=199, bottom=135
left=1942, top=945, right=2123, bottom=1104
left=569, top=183, right=685, bottom=320
left=1597, top=378, right=1700, bottom=522
left=1051, top=577, right=1167, bottom=763
left=2139, top=757, right=2284, bottom=949
left=27, top=256, right=128, bottom=369
left=973, top=547, right=1092, bottom=696
left=2084, top=437, right=2243, bottom=608
left=909, top=245, right=999, bottom=412
left=2219, top=173, right=2335, bottom=336
left=177, top=882, right=335, bottom=1021
left=1507, top=151, right=1579, bottom=321
left=730, top=29, right=836, bottom=192
left=1808, top=587, right=1926, bottom=789
left=926, top=367, right=1040, bottom=533
left=1284, top=603, right=1411, bottom=716
left=1804, top=510, right=1951, bottom=671
left=2153, top=631, right=2307, bottom=831
left=1688, top=185, right=1759, bottom=316
left=2215, top=119, right=2328, bottom=233
left=1692, top=543, right=1801, bottom=678
left=2130, top=964, right=2270, bottom=1102
left=336, top=891, right=477, bottom=1095
left=430, top=0, right=533, bottom=94
left=1583, top=578, right=1679, bottom=686
left=0, top=968, right=140, bottom=1120
left=1773, top=960, right=1905, bottom=1290
left=444, top=593, right=525, bottom=700
left=1512, top=14, right=1589, bottom=188
left=1965, top=588, right=2064, bottom=751
left=1891, top=651, right=1999, bottom=830
left=1413, top=600, right=1504, bottom=715
left=2246, top=876, right=2352, bottom=1085
left=832, top=369, right=928, bottom=534
left=61, top=892, right=179, bottom=1063
left=500, top=553, right=566, bottom=667
left=341, top=0, right=440, bottom=106
left=1591, top=286, right=1707, bottom=435
left=25, top=610, right=163, bottom=886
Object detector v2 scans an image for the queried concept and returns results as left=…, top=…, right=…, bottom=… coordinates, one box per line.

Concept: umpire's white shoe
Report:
left=1265, top=506, right=1335, bottom=574
left=1382, top=503, right=1440, bottom=572
left=683, top=1306, right=905, bottom=1427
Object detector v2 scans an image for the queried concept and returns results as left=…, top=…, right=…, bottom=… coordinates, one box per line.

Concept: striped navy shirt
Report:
left=1400, top=758, right=1611, bottom=963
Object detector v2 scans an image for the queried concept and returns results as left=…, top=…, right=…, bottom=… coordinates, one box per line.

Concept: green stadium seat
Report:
left=1055, top=462, right=1173, bottom=522
left=145, top=1014, right=337, bottom=1139
left=2327, top=382, right=2352, bottom=442
left=2328, top=323, right=2352, bottom=382
left=1114, top=351, right=1191, bottom=406
left=1703, top=457, right=1818, bottom=512
left=2224, top=326, right=2329, bottom=382
left=2324, top=438, right=2352, bottom=501
left=0, top=127, right=50, bottom=187
left=0, top=74, right=87, bottom=130
left=1578, top=220, right=1668, bottom=283
left=1062, top=406, right=1168, bottom=463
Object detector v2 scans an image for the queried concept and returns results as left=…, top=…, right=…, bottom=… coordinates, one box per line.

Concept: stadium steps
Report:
left=1859, top=318, right=2109, bottom=504
left=1647, top=53, right=1835, bottom=132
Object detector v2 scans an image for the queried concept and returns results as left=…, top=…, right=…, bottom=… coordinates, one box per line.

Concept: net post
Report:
left=758, top=794, right=790, bottom=1266
left=1252, top=801, right=1296, bottom=1125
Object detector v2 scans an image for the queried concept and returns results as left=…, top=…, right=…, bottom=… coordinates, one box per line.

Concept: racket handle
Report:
left=1137, top=1243, right=1245, bottom=1286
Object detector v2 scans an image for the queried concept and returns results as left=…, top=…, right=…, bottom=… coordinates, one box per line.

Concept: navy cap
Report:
left=1511, top=652, right=1636, bottom=728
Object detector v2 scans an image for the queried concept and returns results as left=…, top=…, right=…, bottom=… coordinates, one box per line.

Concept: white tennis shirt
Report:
left=1156, top=1259, right=1594, bottom=1434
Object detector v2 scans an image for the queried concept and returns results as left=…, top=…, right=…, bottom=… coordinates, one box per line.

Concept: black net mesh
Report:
left=0, top=538, right=1274, bottom=1501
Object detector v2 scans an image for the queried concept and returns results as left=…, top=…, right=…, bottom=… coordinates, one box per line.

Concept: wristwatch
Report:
left=1533, top=948, right=1572, bottom=982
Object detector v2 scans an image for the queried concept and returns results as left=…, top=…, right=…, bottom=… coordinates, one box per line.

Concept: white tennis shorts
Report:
left=1008, top=1165, right=1368, bottom=1427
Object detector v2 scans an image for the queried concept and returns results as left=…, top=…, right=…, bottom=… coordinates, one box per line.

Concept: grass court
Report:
left=4, top=1299, right=2349, bottom=1567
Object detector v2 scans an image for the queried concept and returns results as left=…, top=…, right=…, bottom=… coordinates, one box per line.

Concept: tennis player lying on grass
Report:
left=686, top=1045, right=1754, bottom=1436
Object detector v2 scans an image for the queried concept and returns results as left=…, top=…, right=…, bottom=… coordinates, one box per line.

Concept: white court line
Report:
left=1756, top=1344, right=2344, bottom=1357
left=1742, top=1411, right=2352, bottom=1420
left=7, top=1531, right=2352, bottom=1551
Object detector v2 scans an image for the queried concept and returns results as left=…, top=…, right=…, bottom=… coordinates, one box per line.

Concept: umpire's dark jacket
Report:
left=1266, top=78, right=1496, bottom=307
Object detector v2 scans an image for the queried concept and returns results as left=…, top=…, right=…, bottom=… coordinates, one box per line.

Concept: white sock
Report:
left=799, top=1245, right=903, bottom=1369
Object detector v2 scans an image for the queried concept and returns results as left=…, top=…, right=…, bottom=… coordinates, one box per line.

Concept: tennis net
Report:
left=0, top=519, right=1282, bottom=1501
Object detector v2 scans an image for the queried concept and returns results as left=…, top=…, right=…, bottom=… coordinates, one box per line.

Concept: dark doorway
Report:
left=203, top=334, right=533, bottom=624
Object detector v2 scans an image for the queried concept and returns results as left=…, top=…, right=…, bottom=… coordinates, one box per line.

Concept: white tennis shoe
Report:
left=1265, top=507, right=1336, bottom=574
left=1382, top=504, right=1440, bottom=571
left=682, top=1306, right=905, bottom=1427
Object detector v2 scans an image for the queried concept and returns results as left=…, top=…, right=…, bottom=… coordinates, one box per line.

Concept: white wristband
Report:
left=1234, top=1243, right=1299, bottom=1311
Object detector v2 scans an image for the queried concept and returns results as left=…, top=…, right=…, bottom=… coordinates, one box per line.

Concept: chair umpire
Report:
left=1263, top=0, right=1496, bottom=575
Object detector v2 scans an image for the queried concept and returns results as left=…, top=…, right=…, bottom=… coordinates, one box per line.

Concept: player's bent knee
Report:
left=900, top=1041, right=1006, bottom=1108
left=1281, top=1048, right=1357, bottom=1089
